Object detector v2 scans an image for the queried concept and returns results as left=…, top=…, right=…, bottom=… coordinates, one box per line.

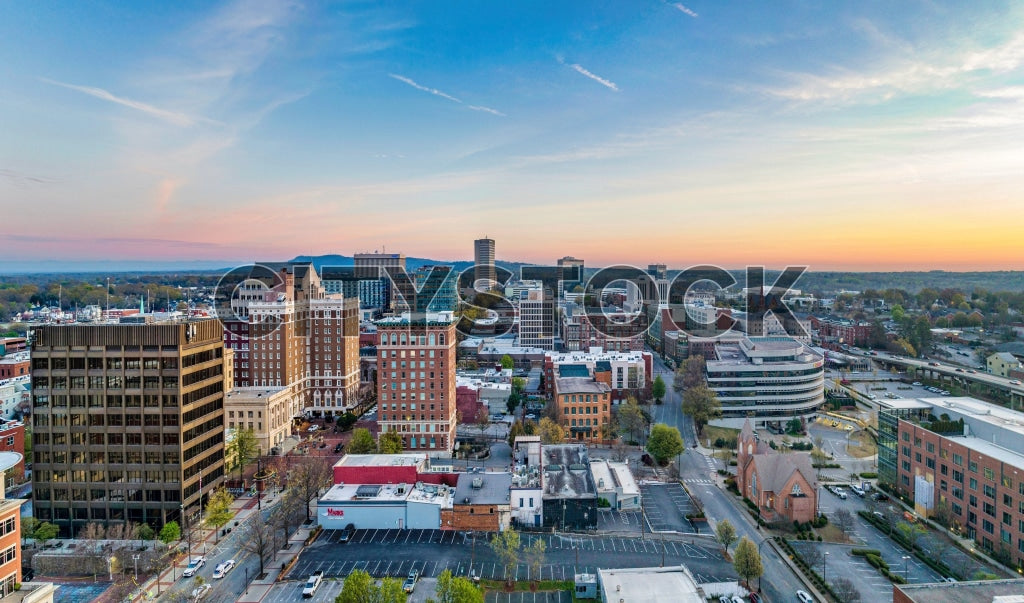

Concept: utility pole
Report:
left=132, top=554, right=140, bottom=581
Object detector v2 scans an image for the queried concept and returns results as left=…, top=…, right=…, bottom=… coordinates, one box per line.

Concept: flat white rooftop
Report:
left=597, top=566, right=703, bottom=603
left=334, top=453, right=427, bottom=468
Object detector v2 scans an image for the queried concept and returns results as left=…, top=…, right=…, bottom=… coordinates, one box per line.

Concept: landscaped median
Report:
left=774, top=537, right=842, bottom=600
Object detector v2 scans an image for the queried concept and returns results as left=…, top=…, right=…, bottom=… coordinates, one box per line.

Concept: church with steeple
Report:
left=735, top=418, right=819, bottom=524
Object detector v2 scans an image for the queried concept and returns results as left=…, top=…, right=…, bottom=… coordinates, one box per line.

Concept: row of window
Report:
left=35, top=412, right=180, bottom=428
left=35, top=469, right=180, bottom=483
left=35, top=487, right=181, bottom=503
left=33, top=433, right=180, bottom=447
left=32, top=357, right=179, bottom=371
left=379, top=333, right=446, bottom=346
left=33, top=375, right=180, bottom=390
left=33, top=393, right=180, bottom=409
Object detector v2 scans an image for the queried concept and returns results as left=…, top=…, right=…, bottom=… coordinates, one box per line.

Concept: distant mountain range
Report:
left=3, top=255, right=1024, bottom=293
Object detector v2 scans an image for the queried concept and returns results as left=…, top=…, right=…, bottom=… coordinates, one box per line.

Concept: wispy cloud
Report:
left=564, top=62, right=620, bottom=91
left=389, top=74, right=505, bottom=116
left=389, top=73, right=462, bottom=103
left=467, top=104, right=506, bottom=116
left=0, top=169, right=56, bottom=186
left=39, top=77, right=213, bottom=127
left=671, top=3, right=698, bottom=18
left=764, top=33, right=1024, bottom=104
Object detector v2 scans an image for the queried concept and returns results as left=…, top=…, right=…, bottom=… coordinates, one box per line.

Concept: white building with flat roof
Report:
left=706, top=336, right=824, bottom=429
left=589, top=459, right=640, bottom=511
left=596, top=566, right=707, bottom=603
left=317, top=481, right=452, bottom=530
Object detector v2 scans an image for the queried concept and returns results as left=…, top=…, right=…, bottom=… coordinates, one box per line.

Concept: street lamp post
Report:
left=107, top=556, right=114, bottom=581
left=903, top=555, right=911, bottom=582
left=823, top=551, right=829, bottom=583
left=132, top=554, right=140, bottom=581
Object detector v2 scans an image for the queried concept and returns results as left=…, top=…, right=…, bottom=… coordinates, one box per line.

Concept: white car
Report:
left=302, top=572, right=324, bottom=598
left=308, top=424, right=320, bottom=432
left=182, top=556, right=206, bottom=578
left=212, top=559, right=235, bottom=579
left=797, top=590, right=815, bottom=603
left=190, top=584, right=211, bottom=601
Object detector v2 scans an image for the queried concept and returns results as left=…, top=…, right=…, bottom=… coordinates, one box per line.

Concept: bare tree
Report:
left=288, top=456, right=333, bottom=522
left=240, top=512, right=278, bottom=577
left=831, top=577, right=861, bottom=603
left=833, top=509, right=855, bottom=538
left=801, top=545, right=823, bottom=570
left=272, top=489, right=306, bottom=546
left=79, top=522, right=106, bottom=540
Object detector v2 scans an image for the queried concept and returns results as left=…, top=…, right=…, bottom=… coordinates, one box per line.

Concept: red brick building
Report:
left=375, top=314, right=457, bottom=453
left=881, top=397, right=1024, bottom=570
left=0, top=422, right=25, bottom=481
left=736, top=419, right=818, bottom=524
left=810, top=316, right=872, bottom=346
left=0, top=355, right=28, bottom=379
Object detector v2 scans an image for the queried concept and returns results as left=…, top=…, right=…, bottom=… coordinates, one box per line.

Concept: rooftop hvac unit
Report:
left=472, top=478, right=484, bottom=489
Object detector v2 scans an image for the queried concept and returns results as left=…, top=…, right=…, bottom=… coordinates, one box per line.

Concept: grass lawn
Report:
left=700, top=425, right=740, bottom=446
left=479, top=579, right=575, bottom=597
left=817, top=524, right=850, bottom=543
left=847, top=430, right=878, bottom=458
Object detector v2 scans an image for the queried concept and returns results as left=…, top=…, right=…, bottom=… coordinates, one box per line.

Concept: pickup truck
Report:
left=302, top=571, right=324, bottom=598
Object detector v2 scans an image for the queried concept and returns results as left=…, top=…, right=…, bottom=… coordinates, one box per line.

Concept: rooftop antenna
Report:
left=105, top=278, right=110, bottom=321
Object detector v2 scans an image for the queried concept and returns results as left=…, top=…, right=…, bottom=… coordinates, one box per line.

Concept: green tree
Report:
left=891, top=304, right=905, bottom=322
left=715, top=519, right=737, bottom=551
left=524, top=537, right=546, bottom=582
left=537, top=417, right=565, bottom=444
left=348, top=428, right=377, bottom=454
left=337, top=412, right=358, bottom=431
left=511, top=377, right=526, bottom=392
left=507, top=421, right=525, bottom=447
left=159, top=521, right=180, bottom=544
left=732, top=536, right=763, bottom=587
left=432, top=569, right=483, bottom=603
left=647, top=423, right=684, bottom=465
left=33, top=521, right=59, bottom=547
left=500, top=354, right=514, bottom=370
left=651, top=375, right=666, bottom=403
left=489, top=529, right=522, bottom=584
left=616, top=396, right=648, bottom=444
left=337, top=569, right=373, bottom=603
left=204, top=487, right=235, bottom=537
left=135, top=523, right=155, bottom=541
left=226, top=428, right=259, bottom=485
left=378, top=431, right=404, bottom=454
left=506, top=389, right=522, bottom=414
left=21, top=517, right=39, bottom=546
left=682, top=384, right=722, bottom=435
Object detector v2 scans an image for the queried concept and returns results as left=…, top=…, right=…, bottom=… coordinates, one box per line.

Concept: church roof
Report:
left=751, top=452, right=817, bottom=494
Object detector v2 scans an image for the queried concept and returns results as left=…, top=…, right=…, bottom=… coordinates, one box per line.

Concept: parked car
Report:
left=302, top=571, right=324, bottom=598
left=796, top=590, right=815, bottom=603
left=851, top=485, right=865, bottom=497
left=339, top=523, right=356, bottom=543
left=334, top=442, right=345, bottom=453
left=872, top=492, right=889, bottom=502
left=404, top=569, right=420, bottom=593
left=307, top=424, right=320, bottom=432
left=833, top=488, right=848, bottom=500
left=912, top=381, right=922, bottom=386
left=182, top=557, right=206, bottom=578
left=212, top=559, right=235, bottom=579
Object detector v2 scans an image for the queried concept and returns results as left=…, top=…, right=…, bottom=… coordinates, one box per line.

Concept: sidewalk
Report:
left=131, top=492, right=281, bottom=601
left=235, top=521, right=317, bottom=603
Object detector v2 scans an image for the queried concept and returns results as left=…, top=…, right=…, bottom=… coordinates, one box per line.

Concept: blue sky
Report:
left=2, top=1, right=1024, bottom=270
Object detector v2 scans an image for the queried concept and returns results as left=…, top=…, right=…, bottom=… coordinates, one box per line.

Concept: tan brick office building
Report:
left=30, top=320, right=225, bottom=536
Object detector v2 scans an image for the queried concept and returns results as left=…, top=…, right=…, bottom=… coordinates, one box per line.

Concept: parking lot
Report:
left=261, top=575, right=574, bottom=603
left=640, top=481, right=699, bottom=533
left=596, top=508, right=643, bottom=533
left=283, top=527, right=733, bottom=590
left=790, top=540, right=940, bottom=603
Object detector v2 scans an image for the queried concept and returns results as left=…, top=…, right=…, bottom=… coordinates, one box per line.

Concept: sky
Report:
left=2, top=0, right=1024, bottom=271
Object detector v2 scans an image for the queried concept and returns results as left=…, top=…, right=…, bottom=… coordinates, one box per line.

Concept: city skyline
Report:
left=3, top=1, right=1024, bottom=270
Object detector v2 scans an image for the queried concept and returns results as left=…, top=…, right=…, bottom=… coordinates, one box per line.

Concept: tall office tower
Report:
left=30, top=320, right=226, bottom=536
left=473, top=238, right=496, bottom=290
left=647, top=264, right=667, bottom=280
left=374, top=313, right=457, bottom=454
left=557, top=256, right=585, bottom=298
left=518, top=288, right=555, bottom=350
left=354, top=252, right=406, bottom=312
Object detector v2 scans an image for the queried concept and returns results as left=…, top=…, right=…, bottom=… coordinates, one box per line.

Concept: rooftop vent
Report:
left=471, top=478, right=484, bottom=489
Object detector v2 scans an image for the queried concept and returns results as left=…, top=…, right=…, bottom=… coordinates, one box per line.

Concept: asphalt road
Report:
left=163, top=493, right=292, bottom=603
left=286, top=528, right=736, bottom=585
left=646, top=351, right=810, bottom=602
